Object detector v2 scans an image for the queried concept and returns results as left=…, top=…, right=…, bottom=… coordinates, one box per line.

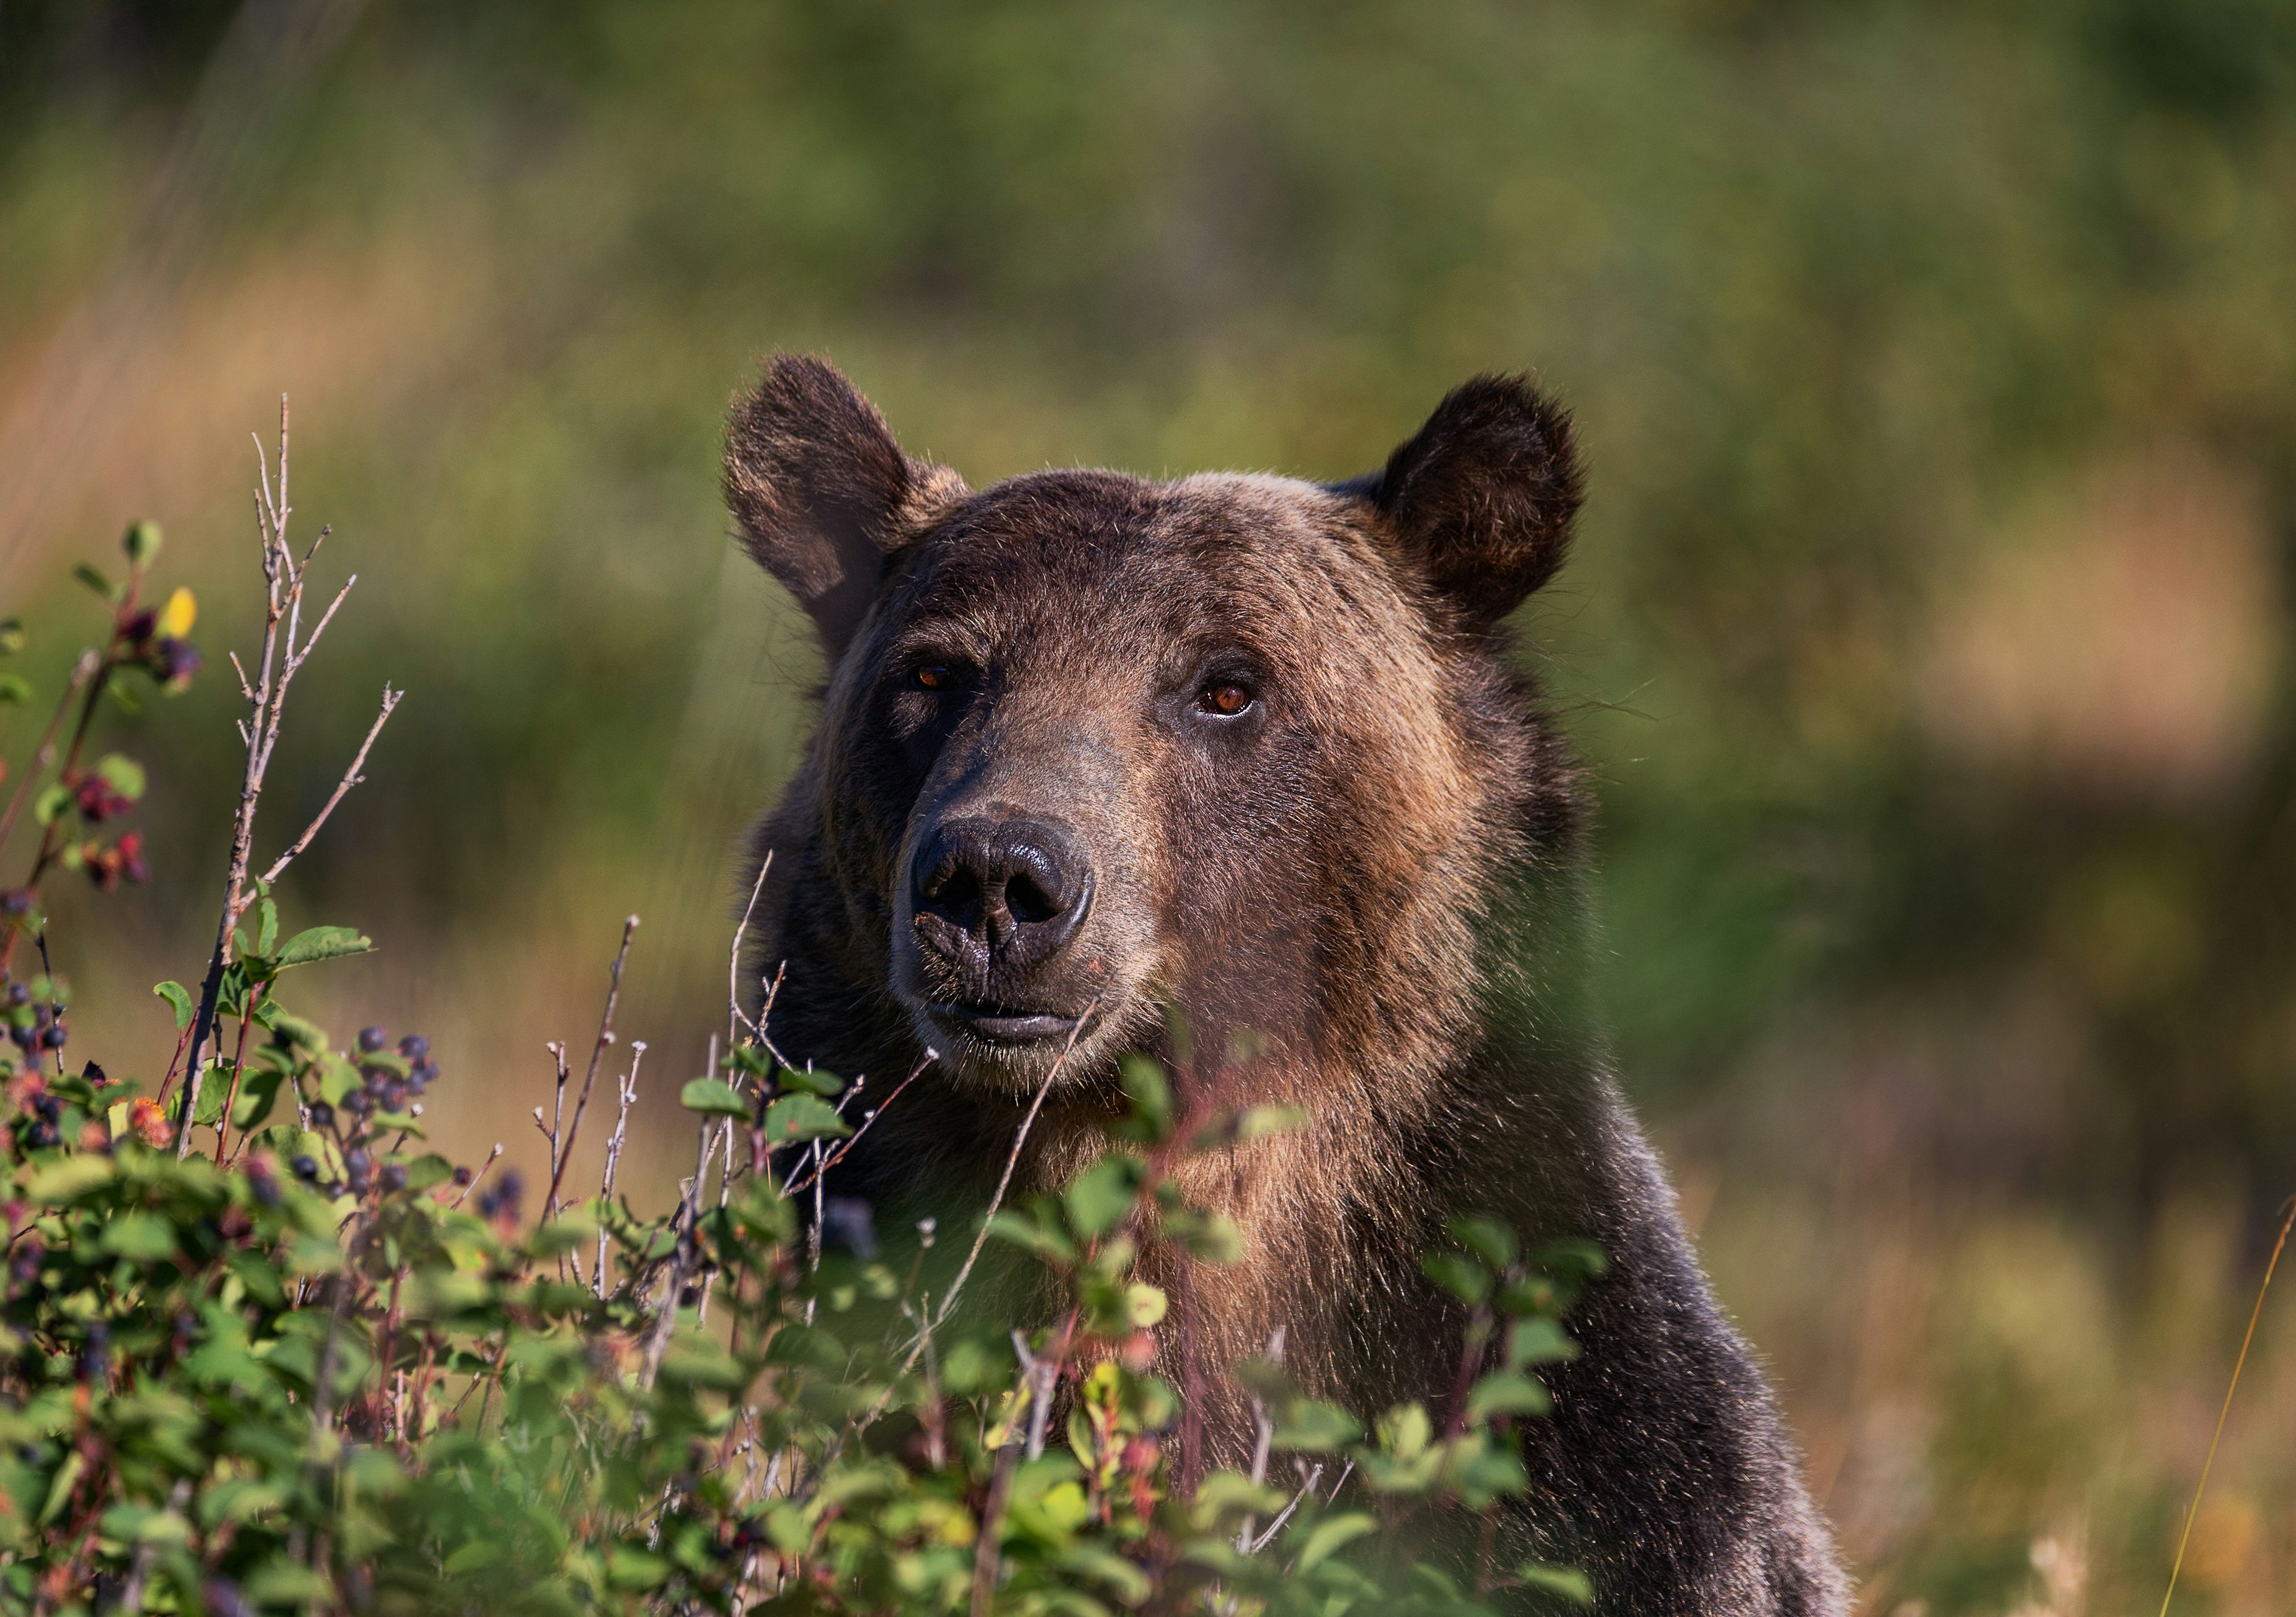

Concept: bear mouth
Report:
left=924, top=998, right=1086, bottom=1046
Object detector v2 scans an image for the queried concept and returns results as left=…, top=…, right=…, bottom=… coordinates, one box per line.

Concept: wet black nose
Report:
left=912, top=816, right=1094, bottom=967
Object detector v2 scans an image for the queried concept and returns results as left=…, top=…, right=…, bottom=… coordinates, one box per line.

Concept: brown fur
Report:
left=724, top=354, right=1848, bottom=1615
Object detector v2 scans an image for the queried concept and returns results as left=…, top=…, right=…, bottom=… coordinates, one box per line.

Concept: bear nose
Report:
left=912, top=816, right=1094, bottom=967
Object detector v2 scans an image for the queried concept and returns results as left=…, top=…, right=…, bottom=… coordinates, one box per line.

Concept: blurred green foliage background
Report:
left=4, top=1, right=2295, bottom=1610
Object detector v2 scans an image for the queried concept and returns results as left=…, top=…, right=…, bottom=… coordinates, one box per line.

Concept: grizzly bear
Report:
left=724, top=354, right=1848, bottom=1615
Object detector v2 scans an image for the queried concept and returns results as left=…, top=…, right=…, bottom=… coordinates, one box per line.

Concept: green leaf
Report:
left=1507, top=1317, right=1579, bottom=1368
left=193, top=1066, right=233, bottom=1126
left=773, top=1065, right=844, bottom=1097
left=1272, top=1398, right=1361, bottom=1452
left=400, top=1154, right=454, bottom=1193
left=0, top=618, right=23, bottom=655
left=1063, top=1154, right=1142, bottom=1240
left=680, top=1077, right=749, bottom=1118
left=0, top=676, right=28, bottom=706
left=232, top=1069, right=285, bottom=1133
left=264, top=1010, right=328, bottom=1052
left=122, top=520, right=163, bottom=567
left=526, top=1215, right=597, bottom=1259
left=1421, top=1251, right=1490, bottom=1306
left=1516, top=1562, right=1594, bottom=1606
left=30, top=783, right=70, bottom=827
left=93, top=753, right=145, bottom=800
left=1451, top=1214, right=1519, bottom=1271
left=153, top=980, right=194, bottom=1032
left=245, top=889, right=277, bottom=956
left=99, top=1212, right=176, bottom=1261
left=1118, top=1053, right=1171, bottom=1140
left=1293, top=1510, right=1379, bottom=1571
left=985, top=1208, right=1076, bottom=1266
left=1465, top=1371, right=1552, bottom=1423
left=762, top=1092, right=850, bottom=1142
left=73, top=563, right=116, bottom=601
left=607, top=1548, right=670, bottom=1590
left=25, top=1156, right=114, bottom=1204
left=273, top=926, right=374, bottom=969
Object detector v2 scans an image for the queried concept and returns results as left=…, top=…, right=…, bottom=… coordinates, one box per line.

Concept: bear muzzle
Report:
left=907, top=814, right=1101, bottom=1047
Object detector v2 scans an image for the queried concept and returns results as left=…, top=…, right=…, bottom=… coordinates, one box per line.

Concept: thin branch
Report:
left=781, top=1047, right=936, bottom=1196
left=448, top=1144, right=505, bottom=1211
left=545, top=915, right=638, bottom=1220
left=933, top=996, right=1100, bottom=1332
left=285, top=568, right=355, bottom=676
left=255, top=684, right=399, bottom=887
left=729, top=852, right=772, bottom=1048
left=0, top=648, right=97, bottom=857
left=1246, top=1463, right=1323, bottom=1556
left=593, top=1042, right=645, bottom=1297
left=640, top=1117, right=727, bottom=1390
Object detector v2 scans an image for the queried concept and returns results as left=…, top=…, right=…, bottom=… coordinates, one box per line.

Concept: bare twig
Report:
left=781, top=1047, right=937, bottom=1196
left=1236, top=1326, right=1285, bottom=1551
left=1246, top=1462, right=1323, bottom=1556
left=255, top=684, right=400, bottom=887
left=546, top=915, right=637, bottom=1219
left=593, top=1042, right=645, bottom=1297
left=971, top=1359, right=1036, bottom=1617
left=0, top=647, right=96, bottom=857
left=449, top=1144, right=505, bottom=1210
left=729, top=852, right=772, bottom=1048
left=933, top=998, right=1100, bottom=1332
left=640, top=1117, right=728, bottom=1390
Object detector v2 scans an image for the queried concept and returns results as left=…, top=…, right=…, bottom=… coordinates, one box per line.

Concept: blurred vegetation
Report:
left=2, top=1, right=2295, bottom=1612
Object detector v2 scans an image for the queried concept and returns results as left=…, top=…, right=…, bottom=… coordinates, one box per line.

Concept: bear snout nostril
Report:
left=911, top=816, right=1094, bottom=968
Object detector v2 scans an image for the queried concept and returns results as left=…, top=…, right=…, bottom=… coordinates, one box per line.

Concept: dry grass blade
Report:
left=2157, top=1193, right=2296, bottom=1617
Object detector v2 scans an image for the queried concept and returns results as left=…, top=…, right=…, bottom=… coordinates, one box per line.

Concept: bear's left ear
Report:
left=1338, top=375, right=1583, bottom=631
left=724, top=354, right=969, bottom=656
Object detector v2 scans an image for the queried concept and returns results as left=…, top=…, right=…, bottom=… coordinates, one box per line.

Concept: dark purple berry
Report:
left=3, top=984, right=26, bottom=1008
left=149, top=638, right=202, bottom=688
left=341, top=1090, right=372, bottom=1116
left=398, top=1034, right=429, bottom=1061
left=30, top=1093, right=59, bottom=1122
left=0, top=891, right=28, bottom=918
left=25, top=1122, right=58, bottom=1150
left=344, top=1147, right=372, bottom=1176
left=39, top=1023, right=65, bottom=1050
left=290, top=1156, right=319, bottom=1181
left=380, top=1163, right=408, bottom=1193
left=452, top=1166, right=474, bottom=1187
left=378, top=1083, right=407, bottom=1112
left=357, top=1027, right=388, bottom=1053
left=307, top=1102, right=334, bottom=1128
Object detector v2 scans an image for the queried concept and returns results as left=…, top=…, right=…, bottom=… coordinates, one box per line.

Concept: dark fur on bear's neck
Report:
left=728, top=357, right=1846, bottom=1616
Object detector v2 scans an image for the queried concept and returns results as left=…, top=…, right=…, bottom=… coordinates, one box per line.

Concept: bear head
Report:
left=725, top=356, right=1583, bottom=1104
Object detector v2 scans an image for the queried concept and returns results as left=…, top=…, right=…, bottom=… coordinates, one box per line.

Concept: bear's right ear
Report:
left=723, top=355, right=967, bottom=656
left=1339, top=374, right=1583, bottom=632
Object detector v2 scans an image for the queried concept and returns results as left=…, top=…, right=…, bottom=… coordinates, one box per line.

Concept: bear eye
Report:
left=1196, top=680, right=1254, bottom=719
left=911, top=663, right=957, bottom=692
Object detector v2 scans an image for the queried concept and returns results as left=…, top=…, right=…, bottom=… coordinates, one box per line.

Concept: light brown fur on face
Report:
left=723, top=355, right=1847, bottom=1616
